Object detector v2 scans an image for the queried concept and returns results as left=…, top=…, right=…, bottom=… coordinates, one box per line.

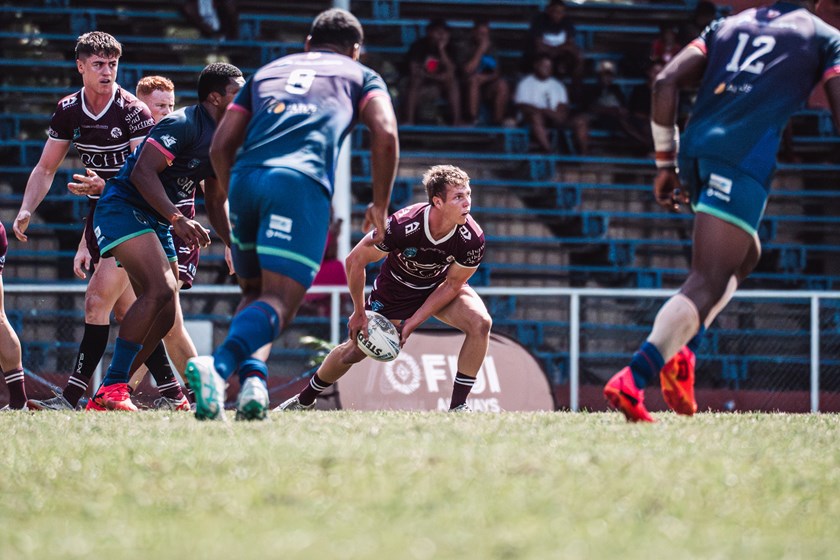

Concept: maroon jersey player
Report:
left=278, top=165, right=492, bottom=412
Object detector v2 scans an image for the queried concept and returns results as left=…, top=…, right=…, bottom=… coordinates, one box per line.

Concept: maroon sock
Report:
left=298, top=373, right=333, bottom=406
left=63, top=323, right=110, bottom=406
left=4, top=368, right=26, bottom=409
left=449, top=372, right=476, bottom=409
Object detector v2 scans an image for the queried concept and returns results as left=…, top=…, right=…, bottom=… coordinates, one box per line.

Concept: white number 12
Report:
left=725, top=33, right=776, bottom=74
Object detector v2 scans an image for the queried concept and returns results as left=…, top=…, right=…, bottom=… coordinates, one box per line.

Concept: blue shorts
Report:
left=678, top=156, right=769, bottom=237
left=229, top=167, right=330, bottom=288
left=93, top=199, right=177, bottom=262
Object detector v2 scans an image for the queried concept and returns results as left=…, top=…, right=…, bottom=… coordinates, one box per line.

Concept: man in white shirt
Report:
left=514, top=54, right=588, bottom=153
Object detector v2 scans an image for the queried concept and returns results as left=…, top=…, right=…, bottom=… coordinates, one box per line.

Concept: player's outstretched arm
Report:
left=361, top=95, right=399, bottom=244
left=14, top=139, right=71, bottom=242
left=344, top=232, right=387, bottom=341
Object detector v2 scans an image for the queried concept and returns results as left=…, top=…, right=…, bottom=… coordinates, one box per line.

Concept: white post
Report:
left=334, top=0, right=352, bottom=260
left=569, top=293, right=580, bottom=412
left=811, top=296, right=820, bottom=413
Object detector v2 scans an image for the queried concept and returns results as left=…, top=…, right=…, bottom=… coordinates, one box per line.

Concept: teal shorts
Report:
left=229, top=167, right=330, bottom=289
left=93, top=199, right=177, bottom=261
left=678, top=156, right=769, bottom=237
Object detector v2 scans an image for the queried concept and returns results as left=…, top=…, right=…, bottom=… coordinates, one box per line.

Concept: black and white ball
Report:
left=356, top=310, right=401, bottom=362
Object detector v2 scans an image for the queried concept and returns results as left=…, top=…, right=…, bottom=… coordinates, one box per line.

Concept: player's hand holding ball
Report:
left=355, top=310, right=400, bottom=362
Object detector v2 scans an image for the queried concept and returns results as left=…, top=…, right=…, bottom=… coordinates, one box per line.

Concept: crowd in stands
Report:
left=374, top=0, right=726, bottom=156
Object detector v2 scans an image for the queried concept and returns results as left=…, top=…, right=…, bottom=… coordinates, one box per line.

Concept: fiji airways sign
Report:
left=339, top=331, right=554, bottom=411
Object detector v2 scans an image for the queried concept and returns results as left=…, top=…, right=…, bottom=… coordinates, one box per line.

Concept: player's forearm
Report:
left=344, top=257, right=368, bottom=314
left=205, top=195, right=231, bottom=248
left=20, top=167, right=55, bottom=213
left=406, top=279, right=462, bottom=330
left=369, top=129, right=399, bottom=209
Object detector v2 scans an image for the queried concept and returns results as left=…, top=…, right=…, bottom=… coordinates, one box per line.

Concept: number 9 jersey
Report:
left=681, top=2, right=840, bottom=184
left=227, top=50, right=391, bottom=198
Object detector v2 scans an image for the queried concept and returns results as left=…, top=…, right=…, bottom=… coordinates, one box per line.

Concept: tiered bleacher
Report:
left=2, top=0, right=839, bottom=407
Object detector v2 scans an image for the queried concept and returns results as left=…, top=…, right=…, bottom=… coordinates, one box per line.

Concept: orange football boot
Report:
left=660, top=346, right=698, bottom=416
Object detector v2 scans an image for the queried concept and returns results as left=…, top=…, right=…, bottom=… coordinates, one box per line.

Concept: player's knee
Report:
left=464, top=311, right=492, bottom=339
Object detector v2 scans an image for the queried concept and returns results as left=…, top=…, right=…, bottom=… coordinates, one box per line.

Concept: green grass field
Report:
left=2, top=411, right=839, bottom=559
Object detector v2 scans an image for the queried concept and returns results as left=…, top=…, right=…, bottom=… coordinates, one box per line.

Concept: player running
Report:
left=186, top=8, right=399, bottom=421
left=604, top=0, right=840, bottom=422
left=88, top=63, right=243, bottom=411
left=277, top=165, right=490, bottom=412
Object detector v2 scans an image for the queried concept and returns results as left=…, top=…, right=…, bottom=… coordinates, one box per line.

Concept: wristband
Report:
left=651, top=121, right=679, bottom=168
left=169, top=212, right=183, bottom=225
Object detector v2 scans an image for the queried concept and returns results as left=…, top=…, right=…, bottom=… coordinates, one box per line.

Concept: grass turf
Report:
left=2, top=411, right=839, bottom=559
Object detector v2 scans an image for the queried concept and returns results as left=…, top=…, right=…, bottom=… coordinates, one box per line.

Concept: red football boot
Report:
left=604, top=367, right=655, bottom=423
left=90, top=383, right=138, bottom=412
left=660, top=346, right=698, bottom=416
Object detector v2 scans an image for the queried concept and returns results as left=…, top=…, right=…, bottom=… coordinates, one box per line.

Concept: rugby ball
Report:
left=356, top=310, right=401, bottom=362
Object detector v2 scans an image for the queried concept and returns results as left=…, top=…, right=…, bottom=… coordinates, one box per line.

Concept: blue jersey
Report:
left=682, top=2, right=840, bottom=182
left=101, top=104, right=217, bottom=220
left=229, top=50, right=390, bottom=196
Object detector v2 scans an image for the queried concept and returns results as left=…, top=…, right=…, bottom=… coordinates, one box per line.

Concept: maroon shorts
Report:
left=84, top=198, right=101, bottom=265
left=366, top=272, right=435, bottom=321
left=173, top=232, right=200, bottom=289
left=0, top=222, right=7, bottom=274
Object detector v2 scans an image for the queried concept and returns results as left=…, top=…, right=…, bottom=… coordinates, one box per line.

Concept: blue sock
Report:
left=687, top=325, right=706, bottom=353
left=238, top=358, right=268, bottom=388
left=629, top=341, right=664, bottom=390
left=213, top=301, right=281, bottom=380
left=102, top=338, right=143, bottom=386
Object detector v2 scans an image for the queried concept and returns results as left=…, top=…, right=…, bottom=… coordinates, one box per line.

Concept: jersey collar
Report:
left=423, top=205, right=457, bottom=245
left=80, top=83, right=118, bottom=121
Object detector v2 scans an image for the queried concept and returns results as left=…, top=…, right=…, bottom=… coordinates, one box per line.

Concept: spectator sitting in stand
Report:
left=460, top=18, right=511, bottom=126
left=401, top=18, right=463, bottom=125
left=581, top=60, right=630, bottom=148
left=522, top=0, right=583, bottom=99
left=514, top=54, right=588, bottom=154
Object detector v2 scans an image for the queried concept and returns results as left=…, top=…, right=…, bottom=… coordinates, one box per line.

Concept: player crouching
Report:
left=278, top=165, right=491, bottom=412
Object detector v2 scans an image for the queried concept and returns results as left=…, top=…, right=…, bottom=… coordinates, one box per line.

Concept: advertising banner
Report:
left=336, top=330, right=554, bottom=411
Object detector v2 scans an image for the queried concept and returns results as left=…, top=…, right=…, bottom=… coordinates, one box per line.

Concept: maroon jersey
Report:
left=368, top=203, right=485, bottom=320
left=47, top=85, right=155, bottom=190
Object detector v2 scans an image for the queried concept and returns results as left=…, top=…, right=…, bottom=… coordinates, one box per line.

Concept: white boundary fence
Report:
left=8, top=284, right=840, bottom=412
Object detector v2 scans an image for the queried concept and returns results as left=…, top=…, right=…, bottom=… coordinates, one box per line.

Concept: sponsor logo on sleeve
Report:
left=160, top=134, right=177, bottom=148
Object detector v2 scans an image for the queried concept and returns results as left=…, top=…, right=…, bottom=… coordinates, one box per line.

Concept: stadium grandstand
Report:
left=1, top=0, right=839, bottom=412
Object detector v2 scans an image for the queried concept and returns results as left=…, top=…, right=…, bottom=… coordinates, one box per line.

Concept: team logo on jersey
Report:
left=370, top=300, right=384, bottom=312
left=160, top=134, right=177, bottom=148
left=403, top=247, right=417, bottom=258
left=707, top=173, right=732, bottom=203
left=188, top=158, right=201, bottom=169
left=405, top=222, right=419, bottom=236
left=459, top=225, right=472, bottom=241
left=110, top=127, right=122, bottom=139
left=73, top=128, right=81, bottom=140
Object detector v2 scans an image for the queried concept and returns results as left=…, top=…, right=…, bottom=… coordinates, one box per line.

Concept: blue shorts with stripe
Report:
left=229, top=166, right=330, bottom=289
left=93, top=198, right=177, bottom=261
left=678, top=156, right=770, bottom=237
